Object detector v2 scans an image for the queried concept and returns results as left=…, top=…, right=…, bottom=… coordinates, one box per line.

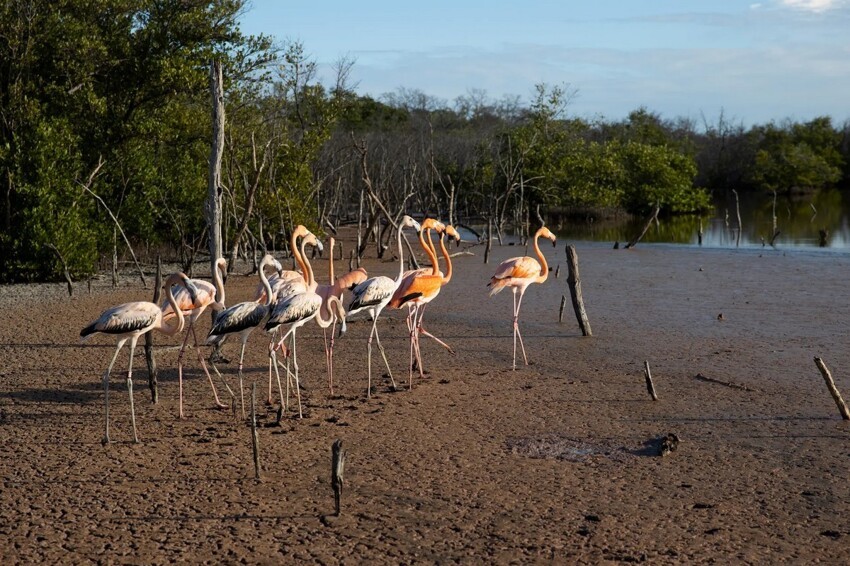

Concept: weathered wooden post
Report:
left=484, top=217, right=492, bottom=264
left=625, top=205, right=660, bottom=249
left=565, top=245, right=592, bottom=336
left=145, top=256, right=162, bottom=403
left=251, top=382, right=262, bottom=479
left=331, top=439, right=346, bottom=516
left=644, top=360, right=658, bottom=401
left=732, top=189, right=742, bottom=248
left=558, top=295, right=567, bottom=323
left=814, top=357, right=850, bottom=420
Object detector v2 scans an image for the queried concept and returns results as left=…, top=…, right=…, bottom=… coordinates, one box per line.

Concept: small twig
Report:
left=46, top=244, right=73, bottom=297
left=693, top=373, right=755, bottom=392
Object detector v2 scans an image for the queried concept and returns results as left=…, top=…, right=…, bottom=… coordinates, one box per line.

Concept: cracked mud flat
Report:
left=2, top=238, right=850, bottom=563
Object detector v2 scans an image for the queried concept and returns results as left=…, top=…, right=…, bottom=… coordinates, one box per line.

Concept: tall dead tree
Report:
left=206, top=60, right=225, bottom=278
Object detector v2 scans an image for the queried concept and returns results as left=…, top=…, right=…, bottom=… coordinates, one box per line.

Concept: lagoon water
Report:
left=549, top=188, right=850, bottom=251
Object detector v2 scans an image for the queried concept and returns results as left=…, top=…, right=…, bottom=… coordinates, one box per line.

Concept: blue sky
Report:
left=239, top=0, right=850, bottom=126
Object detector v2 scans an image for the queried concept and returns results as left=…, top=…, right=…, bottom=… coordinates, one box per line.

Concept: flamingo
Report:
left=81, top=271, right=197, bottom=444
left=264, top=231, right=322, bottom=407
left=205, top=254, right=281, bottom=418
left=316, top=236, right=368, bottom=395
left=161, top=257, right=229, bottom=417
left=390, top=220, right=461, bottom=386
left=254, top=225, right=312, bottom=304
left=264, top=283, right=346, bottom=418
left=488, top=226, right=557, bottom=370
left=263, top=233, right=333, bottom=417
left=347, top=215, right=421, bottom=398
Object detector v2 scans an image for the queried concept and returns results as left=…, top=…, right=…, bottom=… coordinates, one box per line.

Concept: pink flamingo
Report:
left=161, top=257, right=229, bottom=417
left=390, top=218, right=446, bottom=386
left=81, top=272, right=196, bottom=444
left=488, top=226, right=557, bottom=370
left=347, top=215, right=421, bottom=398
left=316, top=236, right=368, bottom=395
left=205, top=254, right=281, bottom=418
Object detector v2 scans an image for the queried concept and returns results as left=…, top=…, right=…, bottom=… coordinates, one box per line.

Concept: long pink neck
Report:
left=258, top=258, right=274, bottom=306
left=533, top=229, right=549, bottom=284
left=159, top=276, right=185, bottom=335
left=438, top=233, right=452, bottom=285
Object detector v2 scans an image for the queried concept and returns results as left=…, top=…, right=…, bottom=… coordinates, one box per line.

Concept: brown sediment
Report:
left=1, top=235, right=849, bottom=563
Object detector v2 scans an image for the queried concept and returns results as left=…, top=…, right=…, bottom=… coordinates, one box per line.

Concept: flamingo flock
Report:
left=80, top=219, right=557, bottom=443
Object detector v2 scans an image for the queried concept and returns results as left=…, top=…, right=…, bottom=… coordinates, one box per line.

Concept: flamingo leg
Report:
left=127, top=336, right=140, bottom=444
left=176, top=321, right=193, bottom=418
left=237, top=339, right=247, bottom=420
left=513, top=289, right=529, bottom=368
left=329, top=320, right=336, bottom=396
left=373, top=318, right=397, bottom=391
left=413, top=305, right=426, bottom=380
left=511, top=288, right=519, bottom=370
left=191, top=324, right=227, bottom=409
left=323, top=326, right=332, bottom=395
left=291, top=330, right=303, bottom=419
left=267, top=330, right=278, bottom=406
left=208, top=359, right=235, bottom=402
left=407, top=306, right=417, bottom=388
left=102, top=339, right=126, bottom=445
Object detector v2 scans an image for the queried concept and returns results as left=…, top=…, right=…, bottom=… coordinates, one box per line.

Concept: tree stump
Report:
left=565, top=245, right=592, bottom=336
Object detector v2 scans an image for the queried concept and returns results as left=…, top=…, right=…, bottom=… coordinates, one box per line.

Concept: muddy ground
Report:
left=2, top=235, right=850, bottom=563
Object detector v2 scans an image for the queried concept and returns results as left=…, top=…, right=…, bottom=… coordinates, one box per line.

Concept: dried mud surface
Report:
left=2, top=238, right=850, bottom=564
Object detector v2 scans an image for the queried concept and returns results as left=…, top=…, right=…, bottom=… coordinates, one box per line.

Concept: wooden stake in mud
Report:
left=251, top=382, right=262, bottom=479
left=733, top=189, right=742, bottom=248
left=625, top=204, right=660, bottom=249
left=814, top=357, right=850, bottom=420
left=565, top=245, right=592, bottom=336
left=558, top=295, right=567, bottom=323
left=644, top=360, right=658, bottom=401
left=145, top=256, right=162, bottom=404
left=331, top=439, right=346, bottom=516
left=484, top=217, right=492, bottom=264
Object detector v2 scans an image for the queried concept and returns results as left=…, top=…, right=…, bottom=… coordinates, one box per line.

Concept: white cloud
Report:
left=779, top=0, right=848, bottom=12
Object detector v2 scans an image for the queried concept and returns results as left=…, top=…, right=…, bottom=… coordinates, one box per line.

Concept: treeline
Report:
left=2, top=1, right=848, bottom=283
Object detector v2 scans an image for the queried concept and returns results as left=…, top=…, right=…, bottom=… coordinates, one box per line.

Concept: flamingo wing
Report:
left=348, top=276, right=395, bottom=313
left=389, top=273, right=442, bottom=308
left=334, top=268, right=369, bottom=292
left=81, top=302, right=160, bottom=338
left=208, top=301, right=269, bottom=338
left=265, top=293, right=321, bottom=331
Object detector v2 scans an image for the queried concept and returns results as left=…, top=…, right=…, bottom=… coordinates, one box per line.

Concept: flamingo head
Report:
left=540, top=226, right=557, bottom=247
left=401, top=215, right=421, bottom=232
left=445, top=225, right=461, bottom=247
left=304, top=233, right=323, bottom=256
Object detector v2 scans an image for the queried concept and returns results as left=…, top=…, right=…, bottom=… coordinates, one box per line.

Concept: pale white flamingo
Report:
left=81, top=271, right=196, bottom=444
left=347, top=215, right=421, bottom=398
left=264, top=287, right=346, bottom=418
left=316, top=236, right=368, bottom=395
left=488, top=226, right=557, bottom=369
left=161, top=257, right=229, bottom=417
left=264, top=231, right=322, bottom=407
left=205, top=254, right=281, bottom=418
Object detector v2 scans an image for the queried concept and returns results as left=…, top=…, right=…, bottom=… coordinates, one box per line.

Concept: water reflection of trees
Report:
left=550, top=188, right=850, bottom=248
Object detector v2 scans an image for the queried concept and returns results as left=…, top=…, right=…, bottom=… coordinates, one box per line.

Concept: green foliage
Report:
left=748, top=118, right=843, bottom=192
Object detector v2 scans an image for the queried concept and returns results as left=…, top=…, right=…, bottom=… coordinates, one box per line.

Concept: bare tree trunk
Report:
left=145, top=256, right=162, bottom=404
left=206, top=60, right=225, bottom=283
